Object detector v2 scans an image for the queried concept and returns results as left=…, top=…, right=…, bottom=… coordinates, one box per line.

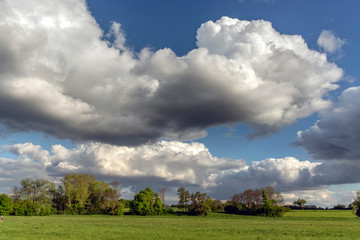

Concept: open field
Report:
left=0, top=210, right=359, bottom=240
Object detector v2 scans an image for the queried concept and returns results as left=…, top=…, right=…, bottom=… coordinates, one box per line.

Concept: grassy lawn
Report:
left=0, top=210, right=359, bottom=240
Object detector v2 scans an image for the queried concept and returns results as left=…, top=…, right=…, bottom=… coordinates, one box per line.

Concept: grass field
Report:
left=0, top=210, right=359, bottom=240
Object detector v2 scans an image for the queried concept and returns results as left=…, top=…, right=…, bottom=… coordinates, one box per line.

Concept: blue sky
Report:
left=1, top=0, right=360, bottom=207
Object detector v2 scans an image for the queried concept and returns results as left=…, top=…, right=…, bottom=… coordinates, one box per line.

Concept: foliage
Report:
left=352, top=191, right=360, bottom=217
left=119, top=198, right=132, bottom=208
left=60, top=174, right=123, bottom=215
left=0, top=194, right=13, bottom=215
left=211, top=199, right=224, bottom=211
left=227, top=186, right=286, bottom=217
left=333, top=204, right=346, bottom=210
left=130, top=187, right=163, bottom=216
left=177, top=187, right=190, bottom=210
left=224, top=204, right=240, bottom=214
left=6, top=174, right=124, bottom=216
left=62, top=174, right=97, bottom=210
left=19, top=178, right=55, bottom=204
left=293, top=199, right=307, bottom=208
left=10, top=178, right=55, bottom=216
left=188, top=191, right=212, bottom=216
left=258, top=190, right=285, bottom=217
left=11, top=200, right=52, bottom=216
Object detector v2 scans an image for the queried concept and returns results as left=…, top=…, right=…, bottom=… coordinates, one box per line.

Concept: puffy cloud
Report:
left=210, top=157, right=321, bottom=197
left=282, top=188, right=354, bottom=207
left=3, top=141, right=246, bottom=192
left=3, top=140, right=360, bottom=204
left=0, top=1, right=343, bottom=145
left=5, top=142, right=50, bottom=164
left=292, top=87, right=360, bottom=191
left=294, top=87, right=360, bottom=161
left=317, top=30, right=346, bottom=54
left=0, top=157, right=51, bottom=194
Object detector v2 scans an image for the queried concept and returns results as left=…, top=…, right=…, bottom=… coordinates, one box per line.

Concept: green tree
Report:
left=130, top=187, right=163, bottom=216
left=293, top=199, right=307, bottom=208
left=212, top=199, right=224, bottom=211
left=258, top=190, right=285, bottom=217
left=260, top=190, right=273, bottom=216
left=19, top=178, right=55, bottom=204
left=105, top=181, right=124, bottom=215
left=333, top=204, right=346, bottom=210
left=189, top=191, right=212, bottom=216
left=0, top=194, right=13, bottom=215
left=352, top=191, right=360, bottom=217
left=50, top=185, right=66, bottom=214
left=88, top=181, right=110, bottom=214
left=177, top=187, right=190, bottom=210
left=62, top=174, right=97, bottom=212
left=15, top=178, right=55, bottom=215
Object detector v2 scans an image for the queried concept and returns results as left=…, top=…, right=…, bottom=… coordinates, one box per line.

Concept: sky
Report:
left=0, top=0, right=360, bottom=207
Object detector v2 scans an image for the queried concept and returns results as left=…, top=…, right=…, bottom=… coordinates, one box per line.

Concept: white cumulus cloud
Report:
left=3, top=141, right=246, bottom=192
left=282, top=188, right=353, bottom=208
left=317, top=30, right=346, bottom=54
left=2, top=140, right=360, bottom=205
left=0, top=1, right=343, bottom=145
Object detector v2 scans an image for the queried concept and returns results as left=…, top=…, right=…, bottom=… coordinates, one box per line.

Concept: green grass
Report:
left=0, top=210, right=359, bottom=240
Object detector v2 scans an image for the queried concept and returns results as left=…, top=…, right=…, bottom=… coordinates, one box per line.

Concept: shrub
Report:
left=188, top=191, right=212, bottom=216
left=224, top=204, right=240, bottom=214
left=0, top=194, right=13, bottom=216
left=12, top=202, right=26, bottom=216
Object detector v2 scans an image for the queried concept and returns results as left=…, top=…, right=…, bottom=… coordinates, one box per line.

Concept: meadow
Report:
left=0, top=210, right=359, bottom=240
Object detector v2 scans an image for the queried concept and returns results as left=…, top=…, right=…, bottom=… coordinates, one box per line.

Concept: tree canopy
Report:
left=293, top=199, right=307, bottom=209
left=0, top=194, right=13, bottom=215
left=130, top=187, right=163, bottom=216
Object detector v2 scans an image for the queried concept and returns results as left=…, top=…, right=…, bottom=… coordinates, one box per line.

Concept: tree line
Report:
left=0, top=174, right=123, bottom=216
left=1, top=174, right=360, bottom=217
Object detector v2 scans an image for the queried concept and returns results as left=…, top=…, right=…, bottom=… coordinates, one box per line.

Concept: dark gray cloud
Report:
left=294, top=87, right=360, bottom=161
left=0, top=1, right=343, bottom=145
left=313, top=160, right=360, bottom=185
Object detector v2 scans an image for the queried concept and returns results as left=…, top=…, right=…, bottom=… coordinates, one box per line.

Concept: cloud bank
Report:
left=293, top=87, right=360, bottom=188
left=0, top=0, right=343, bottom=145
left=4, top=140, right=358, bottom=201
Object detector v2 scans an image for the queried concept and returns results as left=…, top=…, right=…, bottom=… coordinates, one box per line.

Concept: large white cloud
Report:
left=0, top=0, right=343, bottom=145
left=2, top=141, right=347, bottom=197
left=3, top=140, right=360, bottom=206
left=3, top=141, right=246, bottom=189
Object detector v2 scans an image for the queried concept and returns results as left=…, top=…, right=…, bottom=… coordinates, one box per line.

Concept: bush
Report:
left=353, top=205, right=360, bottom=217
left=106, top=202, right=125, bottom=215
left=224, top=204, right=240, bottom=214
left=258, top=191, right=285, bottom=217
left=163, top=207, right=175, bottom=215
left=188, top=191, right=212, bottom=216
left=12, top=202, right=26, bottom=216
left=356, top=208, right=360, bottom=217
left=0, top=194, right=13, bottom=216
